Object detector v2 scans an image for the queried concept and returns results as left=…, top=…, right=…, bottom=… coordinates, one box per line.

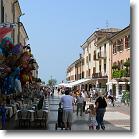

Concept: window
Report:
left=117, top=39, right=121, bottom=51
left=116, top=39, right=124, bottom=52
left=86, top=71, right=88, bottom=77
left=104, top=59, right=106, bottom=73
left=120, top=38, right=124, bottom=51
left=88, top=69, right=91, bottom=76
left=93, top=67, right=96, bottom=74
left=125, top=35, right=130, bottom=49
left=1, top=1, right=4, bottom=23
left=99, top=47, right=101, bottom=57
left=113, top=42, right=117, bottom=54
left=89, top=53, right=91, bottom=61
left=86, top=56, right=88, bottom=63
left=104, top=44, right=106, bottom=56
left=82, top=72, right=84, bottom=78
left=82, top=59, right=84, bottom=65
left=93, top=50, right=96, bottom=60
left=99, top=60, right=101, bottom=72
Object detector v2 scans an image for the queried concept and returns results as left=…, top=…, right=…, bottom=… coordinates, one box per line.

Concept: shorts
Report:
left=63, top=110, right=73, bottom=123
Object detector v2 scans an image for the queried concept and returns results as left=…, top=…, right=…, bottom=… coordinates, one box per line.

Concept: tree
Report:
left=47, top=79, right=57, bottom=87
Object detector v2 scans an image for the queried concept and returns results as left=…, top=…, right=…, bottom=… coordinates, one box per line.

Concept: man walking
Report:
left=76, top=92, right=84, bottom=116
left=59, top=89, right=74, bottom=130
left=81, top=89, right=87, bottom=112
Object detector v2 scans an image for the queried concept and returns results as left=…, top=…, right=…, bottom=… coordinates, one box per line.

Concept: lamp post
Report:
left=18, top=13, right=25, bottom=44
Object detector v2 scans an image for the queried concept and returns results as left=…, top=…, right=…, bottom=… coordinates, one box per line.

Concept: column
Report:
left=116, top=82, right=119, bottom=98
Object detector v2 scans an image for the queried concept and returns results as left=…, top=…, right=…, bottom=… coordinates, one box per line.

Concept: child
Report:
left=86, top=104, right=98, bottom=130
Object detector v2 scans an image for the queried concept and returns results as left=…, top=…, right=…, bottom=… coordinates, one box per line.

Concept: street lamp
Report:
left=18, top=13, right=25, bottom=44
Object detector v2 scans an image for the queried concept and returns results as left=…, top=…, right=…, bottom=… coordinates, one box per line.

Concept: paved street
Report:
left=47, top=91, right=130, bottom=131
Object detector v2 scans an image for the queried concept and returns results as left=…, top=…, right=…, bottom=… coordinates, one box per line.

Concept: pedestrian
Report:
left=81, top=89, right=87, bottom=112
left=76, top=92, right=84, bottom=116
left=95, top=92, right=107, bottom=130
left=108, top=95, right=115, bottom=107
left=57, top=88, right=60, bottom=96
left=0, top=102, right=7, bottom=129
left=90, top=91, right=93, bottom=102
left=59, top=89, right=74, bottom=130
left=86, top=104, right=98, bottom=130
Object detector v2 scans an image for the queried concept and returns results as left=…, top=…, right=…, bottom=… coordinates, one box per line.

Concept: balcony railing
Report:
left=92, top=72, right=108, bottom=78
left=97, top=51, right=107, bottom=59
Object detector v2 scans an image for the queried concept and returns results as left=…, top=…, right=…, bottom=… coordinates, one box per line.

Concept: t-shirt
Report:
left=95, top=96, right=107, bottom=109
left=60, top=95, right=74, bottom=111
left=76, top=96, right=84, bottom=104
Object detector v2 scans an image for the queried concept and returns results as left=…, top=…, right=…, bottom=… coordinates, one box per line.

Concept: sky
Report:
left=19, top=0, right=130, bottom=84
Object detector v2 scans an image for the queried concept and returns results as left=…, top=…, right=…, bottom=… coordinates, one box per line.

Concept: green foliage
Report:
left=124, top=60, right=130, bottom=67
left=112, top=64, right=119, bottom=70
left=112, top=69, right=128, bottom=78
left=48, top=79, right=57, bottom=87
left=121, top=91, right=130, bottom=105
left=120, top=69, right=128, bottom=77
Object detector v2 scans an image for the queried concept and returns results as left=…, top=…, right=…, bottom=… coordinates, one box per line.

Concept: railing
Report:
left=92, top=72, right=108, bottom=78
left=97, top=51, right=106, bottom=59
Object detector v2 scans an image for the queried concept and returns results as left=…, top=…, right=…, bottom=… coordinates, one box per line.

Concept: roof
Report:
left=110, top=25, right=130, bottom=40
left=20, top=22, right=29, bottom=40
left=81, top=28, right=121, bottom=48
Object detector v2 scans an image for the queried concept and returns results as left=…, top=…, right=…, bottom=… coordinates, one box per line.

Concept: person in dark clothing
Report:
left=37, top=96, right=44, bottom=110
left=6, top=96, right=10, bottom=105
left=0, top=104, right=7, bottom=129
left=95, top=93, right=107, bottom=130
left=108, top=95, right=115, bottom=107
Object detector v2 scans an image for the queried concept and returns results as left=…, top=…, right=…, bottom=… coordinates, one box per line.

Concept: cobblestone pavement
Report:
left=1, top=91, right=131, bottom=132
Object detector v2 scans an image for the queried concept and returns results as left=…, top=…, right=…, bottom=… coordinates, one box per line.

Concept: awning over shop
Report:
left=57, top=78, right=92, bottom=88
left=69, top=78, right=92, bottom=87
left=57, top=82, right=72, bottom=88
left=106, top=79, right=130, bottom=85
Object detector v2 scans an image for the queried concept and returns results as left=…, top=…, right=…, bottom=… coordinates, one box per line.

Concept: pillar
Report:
left=116, top=82, right=119, bottom=98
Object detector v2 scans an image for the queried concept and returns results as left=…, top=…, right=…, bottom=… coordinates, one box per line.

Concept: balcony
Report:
left=92, top=72, right=108, bottom=79
left=97, top=52, right=107, bottom=59
left=93, top=54, right=99, bottom=60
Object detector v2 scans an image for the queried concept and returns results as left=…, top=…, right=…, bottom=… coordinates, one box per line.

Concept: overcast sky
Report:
left=19, top=0, right=130, bottom=84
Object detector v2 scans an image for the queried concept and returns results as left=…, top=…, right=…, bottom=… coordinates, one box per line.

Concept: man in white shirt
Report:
left=81, top=89, right=87, bottom=112
left=60, top=89, right=74, bottom=130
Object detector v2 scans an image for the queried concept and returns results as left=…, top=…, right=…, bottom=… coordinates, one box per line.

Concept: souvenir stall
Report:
left=0, top=25, right=36, bottom=119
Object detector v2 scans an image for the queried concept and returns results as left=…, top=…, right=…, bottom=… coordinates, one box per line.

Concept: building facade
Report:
left=66, top=26, right=130, bottom=98
left=107, top=26, right=130, bottom=97
left=0, top=0, right=28, bottom=45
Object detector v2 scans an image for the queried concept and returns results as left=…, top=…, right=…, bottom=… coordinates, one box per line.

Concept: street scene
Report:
left=0, top=0, right=131, bottom=132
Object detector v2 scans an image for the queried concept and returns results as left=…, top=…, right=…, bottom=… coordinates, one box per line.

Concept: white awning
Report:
left=57, top=78, right=92, bottom=88
left=68, top=78, right=92, bottom=87
left=57, top=83, right=72, bottom=88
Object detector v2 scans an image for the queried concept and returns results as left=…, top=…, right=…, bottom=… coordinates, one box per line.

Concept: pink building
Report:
left=108, top=25, right=130, bottom=98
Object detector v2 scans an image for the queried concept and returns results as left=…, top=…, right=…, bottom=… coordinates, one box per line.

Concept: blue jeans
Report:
left=96, top=108, right=106, bottom=128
